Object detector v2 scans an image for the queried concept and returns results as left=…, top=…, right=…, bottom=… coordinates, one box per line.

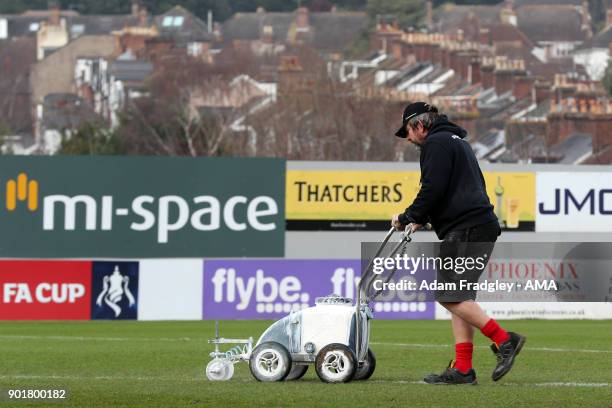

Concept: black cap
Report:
left=394, top=102, right=438, bottom=138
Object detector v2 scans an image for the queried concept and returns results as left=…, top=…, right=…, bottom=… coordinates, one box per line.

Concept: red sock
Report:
left=481, top=319, right=510, bottom=345
left=454, top=342, right=473, bottom=374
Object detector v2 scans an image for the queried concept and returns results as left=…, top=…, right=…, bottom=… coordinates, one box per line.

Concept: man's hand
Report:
left=409, top=223, right=423, bottom=233
left=391, top=214, right=403, bottom=231
left=391, top=214, right=423, bottom=232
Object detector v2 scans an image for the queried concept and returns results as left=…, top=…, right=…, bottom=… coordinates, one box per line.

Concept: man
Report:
left=391, top=102, right=526, bottom=385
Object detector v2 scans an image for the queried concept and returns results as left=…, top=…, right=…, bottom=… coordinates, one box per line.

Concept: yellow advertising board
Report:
left=286, top=170, right=535, bottom=231
left=483, top=172, right=535, bottom=230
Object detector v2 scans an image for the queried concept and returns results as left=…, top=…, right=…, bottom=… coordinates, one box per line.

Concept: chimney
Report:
left=207, top=10, right=213, bottom=33
left=479, top=28, right=490, bottom=45
left=499, top=6, right=517, bottom=26
left=138, top=8, right=148, bottom=27
left=457, top=52, right=472, bottom=80
left=256, top=7, right=265, bottom=14
left=456, top=29, right=464, bottom=42
left=533, top=81, right=552, bottom=104
left=607, top=8, right=612, bottom=27
left=262, top=25, right=274, bottom=44
left=513, top=76, right=535, bottom=100
left=432, top=45, right=443, bottom=65
left=494, top=58, right=526, bottom=95
left=481, top=57, right=495, bottom=89
left=580, top=0, right=592, bottom=38
left=131, top=0, right=140, bottom=17
left=426, top=0, right=433, bottom=30
left=49, top=2, right=60, bottom=26
left=469, top=56, right=481, bottom=85
left=296, top=7, right=309, bottom=29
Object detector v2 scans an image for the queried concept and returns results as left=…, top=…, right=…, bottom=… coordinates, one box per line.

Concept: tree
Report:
left=114, top=55, right=249, bottom=157
left=56, top=123, right=123, bottom=155
left=587, top=0, right=605, bottom=31
left=366, top=0, right=426, bottom=29
left=245, top=50, right=416, bottom=161
left=0, top=38, right=36, bottom=137
left=602, top=59, right=612, bottom=96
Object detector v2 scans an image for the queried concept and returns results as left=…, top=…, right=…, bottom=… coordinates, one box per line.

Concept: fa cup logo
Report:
left=95, top=265, right=136, bottom=317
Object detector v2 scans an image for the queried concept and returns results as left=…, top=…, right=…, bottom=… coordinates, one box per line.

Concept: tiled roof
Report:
left=222, top=10, right=368, bottom=53
left=549, top=133, right=593, bottom=163
left=517, top=6, right=588, bottom=42
left=154, top=5, right=213, bottom=43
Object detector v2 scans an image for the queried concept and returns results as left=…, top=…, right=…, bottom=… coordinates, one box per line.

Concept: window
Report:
left=173, top=16, right=184, bottom=27
left=187, top=42, right=202, bottom=56
left=162, top=15, right=184, bottom=27
left=0, top=19, right=7, bottom=39
left=70, top=24, right=85, bottom=38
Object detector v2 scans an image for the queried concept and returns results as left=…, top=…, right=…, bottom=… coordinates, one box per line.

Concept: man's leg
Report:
left=423, top=310, right=478, bottom=384
left=442, top=300, right=526, bottom=381
left=441, top=300, right=509, bottom=344
left=451, top=312, right=474, bottom=343
left=451, top=313, right=474, bottom=374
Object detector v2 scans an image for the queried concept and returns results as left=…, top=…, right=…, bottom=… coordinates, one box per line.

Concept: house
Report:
left=517, top=4, right=591, bottom=61
left=0, top=5, right=138, bottom=52
left=431, top=3, right=503, bottom=36
left=154, top=5, right=214, bottom=60
left=222, top=7, right=369, bottom=58
left=30, top=35, right=116, bottom=142
left=38, top=93, right=98, bottom=153
left=573, top=9, right=612, bottom=79
left=0, top=9, right=78, bottom=40
left=75, top=51, right=154, bottom=128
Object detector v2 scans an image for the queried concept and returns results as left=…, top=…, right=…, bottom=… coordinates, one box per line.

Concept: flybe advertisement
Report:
left=0, top=156, right=285, bottom=257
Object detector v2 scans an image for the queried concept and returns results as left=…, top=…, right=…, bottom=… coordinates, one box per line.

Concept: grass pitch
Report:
left=0, top=320, right=611, bottom=407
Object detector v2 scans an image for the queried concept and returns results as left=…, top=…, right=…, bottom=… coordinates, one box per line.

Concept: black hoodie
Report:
left=398, top=116, right=499, bottom=239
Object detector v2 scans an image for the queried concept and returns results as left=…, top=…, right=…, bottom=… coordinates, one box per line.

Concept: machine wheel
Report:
left=315, top=343, right=357, bottom=383
left=249, top=342, right=292, bottom=382
left=354, top=348, right=376, bottom=380
left=285, top=364, right=308, bottom=381
left=206, top=358, right=234, bottom=381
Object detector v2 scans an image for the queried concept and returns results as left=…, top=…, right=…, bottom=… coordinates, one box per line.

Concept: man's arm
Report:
left=398, top=141, right=452, bottom=225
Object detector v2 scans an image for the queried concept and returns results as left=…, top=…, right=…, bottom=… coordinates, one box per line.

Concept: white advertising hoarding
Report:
left=537, top=172, right=612, bottom=232
left=138, top=259, right=203, bottom=320
left=435, top=302, right=612, bottom=320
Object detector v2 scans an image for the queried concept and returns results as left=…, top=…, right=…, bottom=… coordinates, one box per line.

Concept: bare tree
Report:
left=116, top=55, right=249, bottom=156
left=0, top=38, right=36, bottom=136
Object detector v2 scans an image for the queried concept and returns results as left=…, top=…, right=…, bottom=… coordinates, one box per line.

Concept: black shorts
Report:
left=434, top=221, right=500, bottom=302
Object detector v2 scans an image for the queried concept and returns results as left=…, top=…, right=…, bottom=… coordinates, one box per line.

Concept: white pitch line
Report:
left=0, top=375, right=608, bottom=388
left=1, top=336, right=611, bottom=355
left=371, top=342, right=612, bottom=354
left=0, top=335, right=198, bottom=342
left=507, top=382, right=610, bottom=388
left=0, top=374, right=200, bottom=382
left=370, top=380, right=610, bottom=388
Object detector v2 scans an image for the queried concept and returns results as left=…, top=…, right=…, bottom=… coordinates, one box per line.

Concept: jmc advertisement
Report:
left=0, top=156, right=286, bottom=257
left=536, top=172, right=612, bottom=232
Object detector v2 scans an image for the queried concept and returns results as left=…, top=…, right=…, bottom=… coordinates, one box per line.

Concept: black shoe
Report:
left=491, top=332, right=526, bottom=381
left=424, top=361, right=477, bottom=385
